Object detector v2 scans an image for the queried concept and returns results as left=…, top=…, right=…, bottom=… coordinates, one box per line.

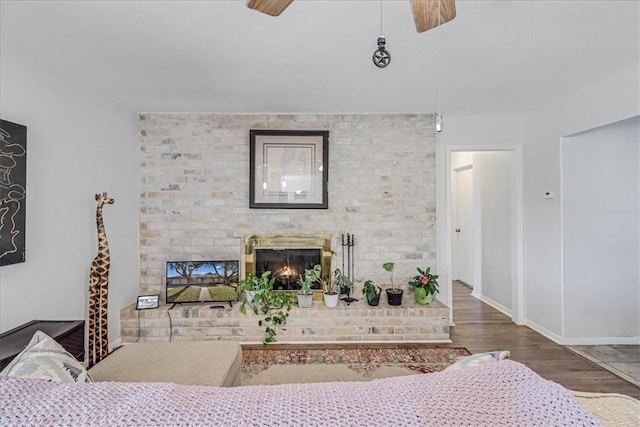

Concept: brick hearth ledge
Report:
left=121, top=297, right=450, bottom=344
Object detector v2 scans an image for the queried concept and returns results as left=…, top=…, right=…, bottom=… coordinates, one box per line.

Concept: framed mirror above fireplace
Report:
left=244, top=233, right=333, bottom=292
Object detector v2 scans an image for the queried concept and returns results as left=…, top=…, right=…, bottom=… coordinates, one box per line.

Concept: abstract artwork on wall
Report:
left=0, top=119, right=27, bottom=266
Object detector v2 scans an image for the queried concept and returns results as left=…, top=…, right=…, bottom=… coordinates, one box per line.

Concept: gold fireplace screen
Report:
left=244, top=233, right=333, bottom=289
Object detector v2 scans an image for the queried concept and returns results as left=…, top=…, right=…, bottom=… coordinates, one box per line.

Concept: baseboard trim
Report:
left=474, top=293, right=512, bottom=318
left=562, top=336, right=640, bottom=345
left=526, top=320, right=564, bottom=344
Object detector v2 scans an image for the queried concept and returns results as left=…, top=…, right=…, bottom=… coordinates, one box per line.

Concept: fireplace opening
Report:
left=244, top=233, right=333, bottom=294
left=255, top=248, right=322, bottom=291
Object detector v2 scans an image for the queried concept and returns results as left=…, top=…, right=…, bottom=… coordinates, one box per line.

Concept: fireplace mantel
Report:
left=244, top=233, right=334, bottom=289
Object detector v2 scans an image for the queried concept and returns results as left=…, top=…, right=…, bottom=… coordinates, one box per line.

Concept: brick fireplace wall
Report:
left=138, top=113, right=436, bottom=299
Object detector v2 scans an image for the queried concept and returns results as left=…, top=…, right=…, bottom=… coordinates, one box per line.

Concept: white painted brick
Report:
left=133, top=113, right=440, bottom=339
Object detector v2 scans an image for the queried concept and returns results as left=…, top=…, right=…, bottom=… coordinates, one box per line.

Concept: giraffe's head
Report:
left=95, top=192, right=115, bottom=206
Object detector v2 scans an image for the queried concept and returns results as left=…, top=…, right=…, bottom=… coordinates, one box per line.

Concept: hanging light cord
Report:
left=437, top=0, right=442, bottom=118
left=379, top=0, right=383, bottom=34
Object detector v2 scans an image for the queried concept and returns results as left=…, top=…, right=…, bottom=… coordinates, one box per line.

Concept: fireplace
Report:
left=244, top=233, right=333, bottom=292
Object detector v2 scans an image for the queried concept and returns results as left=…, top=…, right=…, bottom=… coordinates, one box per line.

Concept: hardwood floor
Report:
left=449, top=281, right=640, bottom=399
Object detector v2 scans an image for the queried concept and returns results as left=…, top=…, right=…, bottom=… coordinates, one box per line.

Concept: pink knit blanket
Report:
left=1, top=360, right=600, bottom=426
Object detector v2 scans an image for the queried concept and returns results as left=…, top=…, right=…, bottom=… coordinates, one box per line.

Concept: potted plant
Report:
left=408, top=266, right=439, bottom=304
left=239, top=271, right=269, bottom=307
left=239, top=271, right=293, bottom=344
left=334, top=268, right=352, bottom=296
left=319, top=267, right=340, bottom=308
left=383, top=262, right=403, bottom=306
left=296, top=265, right=320, bottom=308
left=362, top=279, right=382, bottom=306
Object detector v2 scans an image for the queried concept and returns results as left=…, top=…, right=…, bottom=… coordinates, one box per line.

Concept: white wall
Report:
left=524, top=62, right=640, bottom=341
left=0, top=41, right=140, bottom=344
left=562, top=116, right=639, bottom=342
left=474, top=151, right=514, bottom=313
left=137, top=113, right=437, bottom=300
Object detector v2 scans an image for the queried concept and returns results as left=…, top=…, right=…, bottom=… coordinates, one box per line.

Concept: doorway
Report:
left=447, top=148, right=524, bottom=325
left=451, top=160, right=474, bottom=287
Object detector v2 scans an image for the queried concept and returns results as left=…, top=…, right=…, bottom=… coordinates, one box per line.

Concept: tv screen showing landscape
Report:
left=166, top=260, right=239, bottom=304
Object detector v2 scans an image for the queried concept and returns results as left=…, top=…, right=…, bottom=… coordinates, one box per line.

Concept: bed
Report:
left=1, top=360, right=606, bottom=426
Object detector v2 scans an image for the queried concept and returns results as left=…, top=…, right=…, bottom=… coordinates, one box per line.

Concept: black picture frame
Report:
left=249, top=130, right=329, bottom=209
left=136, top=294, right=160, bottom=310
left=0, top=119, right=27, bottom=266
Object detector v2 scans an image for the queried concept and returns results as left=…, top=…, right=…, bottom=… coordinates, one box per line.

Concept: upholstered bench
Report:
left=88, top=341, right=242, bottom=387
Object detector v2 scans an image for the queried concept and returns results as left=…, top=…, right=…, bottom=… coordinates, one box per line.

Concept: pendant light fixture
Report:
left=435, top=0, right=444, bottom=132
left=372, top=0, right=390, bottom=68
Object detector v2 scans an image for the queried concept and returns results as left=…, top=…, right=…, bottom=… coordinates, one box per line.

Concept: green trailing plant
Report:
left=239, top=271, right=293, bottom=344
left=408, top=266, right=440, bottom=300
left=362, top=279, right=382, bottom=302
left=239, top=272, right=266, bottom=292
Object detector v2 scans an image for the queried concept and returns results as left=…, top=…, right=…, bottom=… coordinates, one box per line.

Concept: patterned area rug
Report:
left=241, top=347, right=470, bottom=385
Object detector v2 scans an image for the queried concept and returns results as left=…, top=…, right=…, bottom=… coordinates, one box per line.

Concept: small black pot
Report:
left=367, top=293, right=381, bottom=306
left=386, top=289, right=404, bottom=306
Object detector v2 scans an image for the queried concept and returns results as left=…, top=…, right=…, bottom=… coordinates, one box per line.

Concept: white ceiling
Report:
left=1, top=0, right=638, bottom=115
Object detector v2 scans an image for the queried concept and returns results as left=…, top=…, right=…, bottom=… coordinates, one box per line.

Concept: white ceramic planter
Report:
left=323, top=292, right=339, bottom=308
left=297, top=293, right=313, bottom=308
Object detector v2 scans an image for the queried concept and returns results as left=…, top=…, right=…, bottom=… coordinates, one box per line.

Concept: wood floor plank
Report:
left=450, top=281, right=640, bottom=399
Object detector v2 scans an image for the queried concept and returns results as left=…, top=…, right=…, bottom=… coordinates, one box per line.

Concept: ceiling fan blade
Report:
left=411, top=0, right=456, bottom=33
left=246, top=0, right=294, bottom=17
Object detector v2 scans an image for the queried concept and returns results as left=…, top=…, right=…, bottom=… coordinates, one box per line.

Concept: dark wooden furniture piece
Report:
left=0, top=320, right=85, bottom=371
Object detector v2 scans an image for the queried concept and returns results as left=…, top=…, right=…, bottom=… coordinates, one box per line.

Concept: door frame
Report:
left=438, top=145, right=525, bottom=325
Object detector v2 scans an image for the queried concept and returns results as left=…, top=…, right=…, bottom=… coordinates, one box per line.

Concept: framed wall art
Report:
left=249, top=130, right=329, bottom=209
left=0, top=119, right=27, bottom=266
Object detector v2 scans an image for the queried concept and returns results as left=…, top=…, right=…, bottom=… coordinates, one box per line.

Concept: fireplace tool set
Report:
left=340, top=233, right=358, bottom=305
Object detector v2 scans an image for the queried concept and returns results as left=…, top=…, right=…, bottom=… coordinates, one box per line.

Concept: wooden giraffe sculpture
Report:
left=88, top=192, right=114, bottom=368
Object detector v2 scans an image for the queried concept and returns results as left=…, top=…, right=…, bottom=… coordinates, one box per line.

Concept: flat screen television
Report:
left=166, top=260, right=239, bottom=304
